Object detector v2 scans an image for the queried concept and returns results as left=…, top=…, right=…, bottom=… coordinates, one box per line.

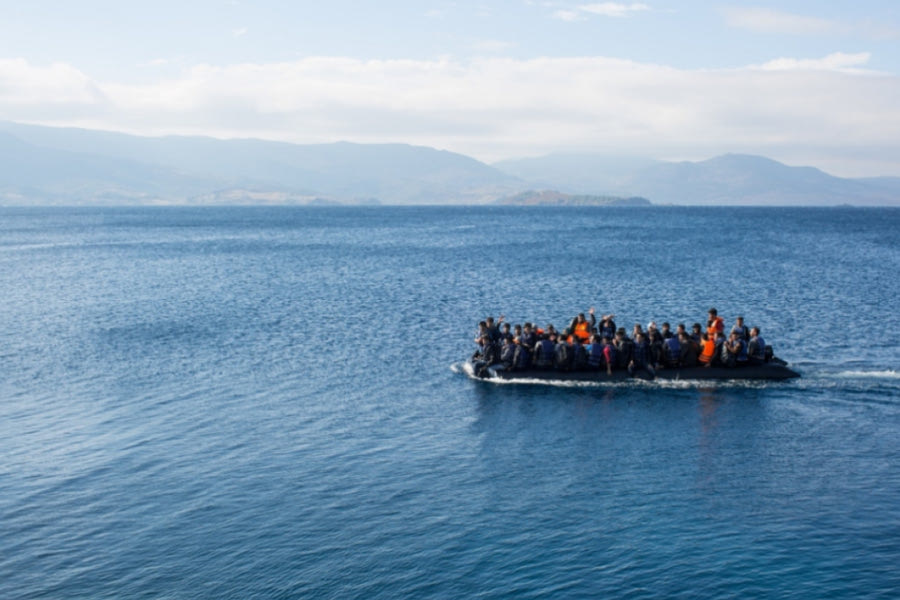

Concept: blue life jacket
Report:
left=513, top=345, right=531, bottom=369
left=572, top=344, right=587, bottom=368
left=587, top=343, right=605, bottom=367
left=633, top=340, right=650, bottom=365
left=748, top=336, right=766, bottom=360
left=533, top=339, right=555, bottom=367
left=664, top=337, right=681, bottom=362
left=554, top=342, right=571, bottom=369
left=600, top=322, right=616, bottom=340
left=736, top=338, right=748, bottom=362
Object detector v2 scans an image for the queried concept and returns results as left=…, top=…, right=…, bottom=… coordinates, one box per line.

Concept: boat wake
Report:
left=451, top=362, right=784, bottom=390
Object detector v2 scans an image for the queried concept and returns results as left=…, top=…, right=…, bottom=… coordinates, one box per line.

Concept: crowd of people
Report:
left=471, top=307, right=771, bottom=379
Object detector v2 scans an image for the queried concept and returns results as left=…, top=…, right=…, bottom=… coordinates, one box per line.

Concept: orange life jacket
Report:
left=699, top=338, right=716, bottom=363
left=574, top=321, right=591, bottom=340
left=707, top=316, right=724, bottom=336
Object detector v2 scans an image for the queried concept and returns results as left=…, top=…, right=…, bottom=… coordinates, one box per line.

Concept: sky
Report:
left=1, top=1, right=899, bottom=176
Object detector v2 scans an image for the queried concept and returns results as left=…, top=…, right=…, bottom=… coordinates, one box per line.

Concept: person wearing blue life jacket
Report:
left=678, top=331, right=699, bottom=367
left=532, top=333, right=556, bottom=369
left=571, top=337, right=588, bottom=371
left=520, top=323, right=537, bottom=353
left=472, top=333, right=500, bottom=377
left=663, top=333, right=681, bottom=367
left=498, top=322, right=513, bottom=343
left=711, top=331, right=727, bottom=366
left=614, top=328, right=633, bottom=370
left=721, top=331, right=748, bottom=367
left=598, top=314, right=617, bottom=340
left=586, top=334, right=606, bottom=370
left=747, top=327, right=766, bottom=365
left=628, top=332, right=656, bottom=378
left=554, top=333, right=573, bottom=371
left=512, top=336, right=531, bottom=371
left=498, top=335, right=516, bottom=370
left=730, top=315, right=750, bottom=343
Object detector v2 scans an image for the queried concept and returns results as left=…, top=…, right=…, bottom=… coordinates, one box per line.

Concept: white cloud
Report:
left=756, top=52, right=873, bottom=73
left=579, top=3, right=649, bottom=18
left=1, top=55, right=898, bottom=175
left=721, top=7, right=840, bottom=35
left=232, top=27, right=248, bottom=37
left=554, top=2, right=649, bottom=20
left=553, top=10, right=583, bottom=22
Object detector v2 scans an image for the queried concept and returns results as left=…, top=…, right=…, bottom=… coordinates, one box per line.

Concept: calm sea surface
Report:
left=1, top=206, right=899, bottom=599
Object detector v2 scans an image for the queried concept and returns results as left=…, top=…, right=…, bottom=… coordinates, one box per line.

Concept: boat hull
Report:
left=467, top=358, right=800, bottom=382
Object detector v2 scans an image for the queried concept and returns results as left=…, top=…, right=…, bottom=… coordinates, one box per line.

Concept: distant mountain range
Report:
left=495, top=153, right=900, bottom=206
left=496, top=190, right=650, bottom=206
left=1, top=122, right=898, bottom=206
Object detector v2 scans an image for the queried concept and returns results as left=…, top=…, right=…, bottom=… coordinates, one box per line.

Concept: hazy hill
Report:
left=492, top=153, right=662, bottom=193
left=494, top=152, right=900, bottom=206
left=2, top=122, right=899, bottom=206
left=0, top=132, right=219, bottom=204
left=496, top=190, right=650, bottom=206
left=0, top=122, right=520, bottom=205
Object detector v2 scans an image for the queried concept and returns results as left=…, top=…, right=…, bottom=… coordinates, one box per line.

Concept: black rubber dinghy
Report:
left=466, top=357, right=800, bottom=382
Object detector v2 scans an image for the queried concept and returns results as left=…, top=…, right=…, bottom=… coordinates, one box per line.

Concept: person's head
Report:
left=751, top=327, right=760, bottom=336
left=678, top=331, right=688, bottom=342
left=736, top=316, right=744, bottom=324
left=701, top=332, right=708, bottom=341
left=501, top=322, right=510, bottom=332
left=676, top=323, right=686, bottom=334
left=602, top=336, right=611, bottom=344
left=616, top=327, right=626, bottom=338
left=635, top=332, right=645, bottom=342
left=647, top=321, right=657, bottom=331
left=590, top=334, right=599, bottom=343
left=692, top=323, right=702, bottom=333
left=486, top=316, right=495, bottom=326
left=661, top=322, right=671, bottom=331
left=546, top=324, right=555, bottom=333
left=577, top=312, right=586, bottom=322
left=708, top=307, right=718, bottom=317
left=514, top=324, right=522, bottom=334
left=524, top=322, right=532, bottom=331
left=478, top=321, right=487, bottom=331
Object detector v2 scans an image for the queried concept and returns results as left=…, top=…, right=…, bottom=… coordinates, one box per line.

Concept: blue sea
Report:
left=1, top=206, right=899, bottom=599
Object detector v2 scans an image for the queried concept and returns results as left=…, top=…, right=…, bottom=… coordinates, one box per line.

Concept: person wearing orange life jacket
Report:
left=698, top=332, right=717, bottom=367
left=568, top=307, right=596, bottom=342
left=706, top=307, right=725, bottom=337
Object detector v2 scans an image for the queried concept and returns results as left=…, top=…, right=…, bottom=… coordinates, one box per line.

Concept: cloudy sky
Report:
left=1, top=1, right=899, bottom=176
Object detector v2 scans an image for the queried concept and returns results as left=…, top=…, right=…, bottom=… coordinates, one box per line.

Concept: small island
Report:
left=496, top=190, right=651, bottom=206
